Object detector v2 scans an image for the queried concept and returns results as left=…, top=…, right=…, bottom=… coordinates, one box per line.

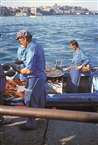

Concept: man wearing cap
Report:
left=14, top=30, right=47, bottom=130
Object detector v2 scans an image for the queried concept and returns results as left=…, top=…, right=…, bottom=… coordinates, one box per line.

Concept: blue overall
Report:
left=66, top=65, right=81, bottom=93
left=0, top=64, right=6, bottom=122
left=25, top=77, right=46, bottom=128
left=0, top=64, right=6, bottom=92
left=17, top=45, right=27, bottom=80
left=22, top=40, right=47, bottom=128
left=66, top=48, right=90, bottom=93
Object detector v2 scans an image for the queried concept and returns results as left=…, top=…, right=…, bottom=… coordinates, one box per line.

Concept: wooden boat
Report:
left=4, top=65, right=98, bottom=112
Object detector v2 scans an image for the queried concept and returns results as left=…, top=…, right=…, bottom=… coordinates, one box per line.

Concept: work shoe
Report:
left=19, top=123, right=36, bottom=130
left=2, top=118, right=12, bottom=125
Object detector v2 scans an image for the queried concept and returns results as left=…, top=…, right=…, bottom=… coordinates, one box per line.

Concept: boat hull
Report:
left=4, top=93, right=98, bottom=112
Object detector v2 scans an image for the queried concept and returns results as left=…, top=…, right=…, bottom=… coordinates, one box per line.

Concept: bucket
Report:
left=82, top=64, right=90, bottom=72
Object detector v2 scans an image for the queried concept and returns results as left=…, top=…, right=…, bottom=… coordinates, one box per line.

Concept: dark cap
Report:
left=16, top=30, right=32, bottom=40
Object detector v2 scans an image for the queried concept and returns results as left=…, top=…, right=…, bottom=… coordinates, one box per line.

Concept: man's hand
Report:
left=76, top=65, right=82, bottom=70
left=67, top=66, right=71, bottom=71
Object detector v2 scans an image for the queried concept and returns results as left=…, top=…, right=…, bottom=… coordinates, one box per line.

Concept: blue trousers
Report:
left=66, top=65, right=81, bottom=93
left=24, top=77, right=46, bottom=128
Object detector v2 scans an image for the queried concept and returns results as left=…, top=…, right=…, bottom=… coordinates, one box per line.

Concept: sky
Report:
left=1, top=0, right=98, bottom=11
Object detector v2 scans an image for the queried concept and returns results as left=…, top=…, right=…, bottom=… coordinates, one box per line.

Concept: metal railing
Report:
left=0, top=105, right=98, bottom=123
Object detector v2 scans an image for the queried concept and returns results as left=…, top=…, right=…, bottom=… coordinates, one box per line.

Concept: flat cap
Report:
left=16, top=30, right=32, bottom=40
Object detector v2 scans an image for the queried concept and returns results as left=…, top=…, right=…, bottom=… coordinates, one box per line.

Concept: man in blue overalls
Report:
left=66, top=40, right=90, bottom=93
left=14, top=30, right=47, bottom=130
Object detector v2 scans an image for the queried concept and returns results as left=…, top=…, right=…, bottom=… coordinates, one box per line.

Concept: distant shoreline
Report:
left=0, top=5, right=98, bottom=16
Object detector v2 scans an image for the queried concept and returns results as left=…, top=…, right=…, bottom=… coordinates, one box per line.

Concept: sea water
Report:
left=0, top=15, right=98, bottom=67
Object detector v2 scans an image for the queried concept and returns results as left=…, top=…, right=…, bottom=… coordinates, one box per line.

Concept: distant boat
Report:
left=30, top=15, right=37, bottom=17
left=77, top=12, right=81, bottom=15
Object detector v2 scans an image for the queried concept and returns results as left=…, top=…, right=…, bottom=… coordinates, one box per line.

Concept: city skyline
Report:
left=1, top=0, right=98, bottom=11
